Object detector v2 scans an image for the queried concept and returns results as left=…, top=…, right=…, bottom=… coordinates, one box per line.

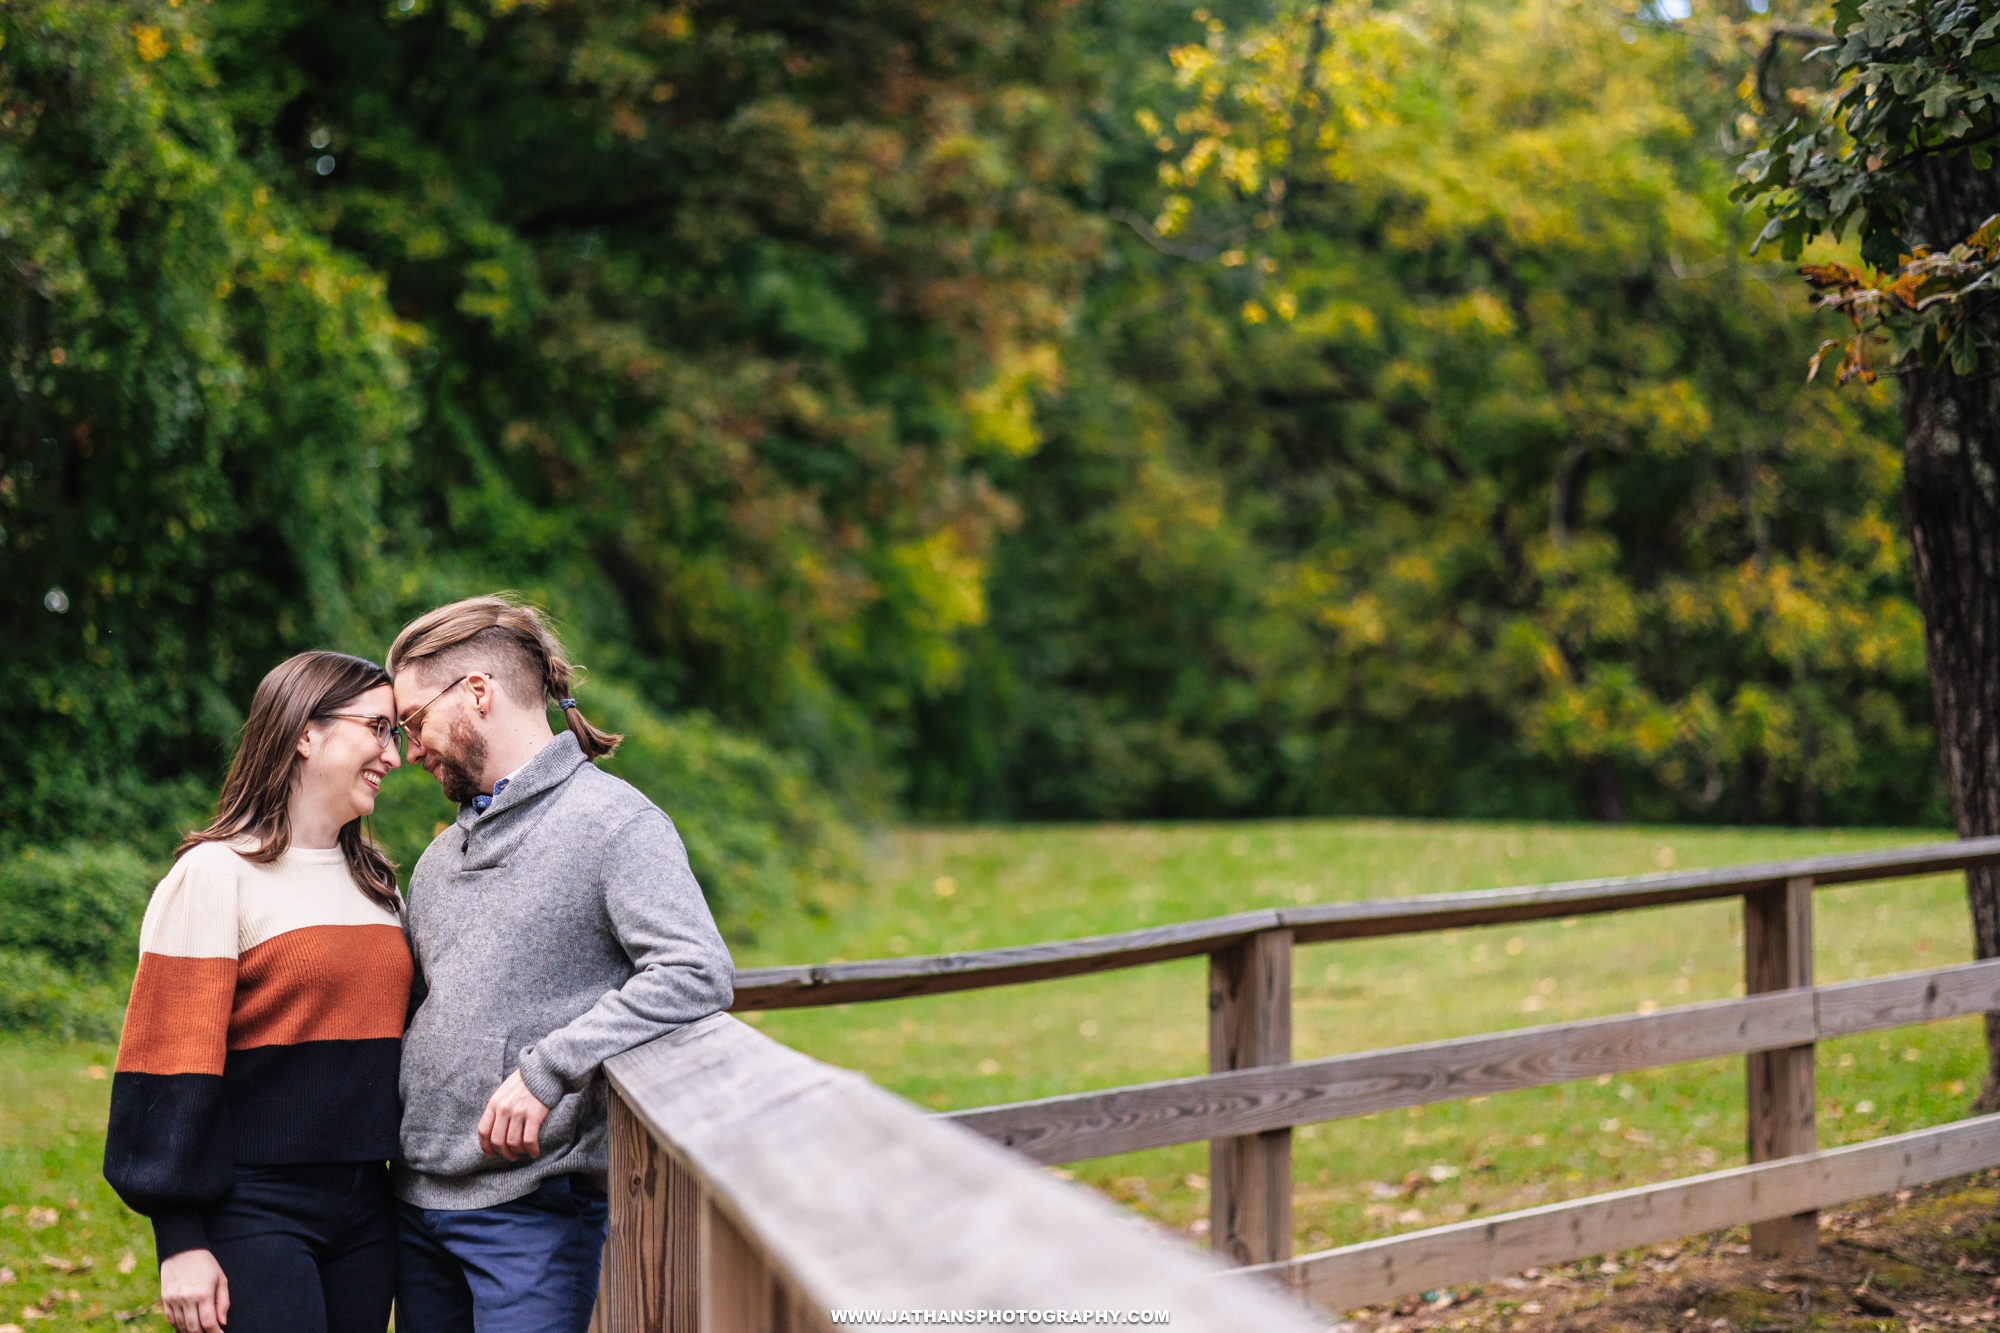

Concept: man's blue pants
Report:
left=394, top=1175, right=608, bottom=1333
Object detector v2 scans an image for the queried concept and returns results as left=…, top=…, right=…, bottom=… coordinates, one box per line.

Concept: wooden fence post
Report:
left=1744, top=875, right=1817, bottom=1260
left=1208, top=927, right=1294, bottom=1266
left=604, top=1091, right=703, bottom=1333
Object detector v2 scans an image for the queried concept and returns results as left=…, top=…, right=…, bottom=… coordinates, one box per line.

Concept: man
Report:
left=386, top=594, right=734, bottom=1333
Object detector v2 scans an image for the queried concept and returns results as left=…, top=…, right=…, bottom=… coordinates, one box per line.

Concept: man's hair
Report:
left=387, top=594, right=622, bottom=760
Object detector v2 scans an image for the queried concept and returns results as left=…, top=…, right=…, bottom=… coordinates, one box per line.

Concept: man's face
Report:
left=393, top=671, right=489, bottom=806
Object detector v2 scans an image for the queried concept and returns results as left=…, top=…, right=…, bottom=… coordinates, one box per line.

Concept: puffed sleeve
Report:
left=102, top=847, right=241, bottom=1259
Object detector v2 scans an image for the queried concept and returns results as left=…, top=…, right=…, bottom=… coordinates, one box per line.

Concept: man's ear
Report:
left=464, top=672, right=494, bottom=719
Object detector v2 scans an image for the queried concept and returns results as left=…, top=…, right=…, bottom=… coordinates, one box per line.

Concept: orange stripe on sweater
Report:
left=228, top=923, right=412, bottom=1049
left=116, top=954, right=237, bottom=1075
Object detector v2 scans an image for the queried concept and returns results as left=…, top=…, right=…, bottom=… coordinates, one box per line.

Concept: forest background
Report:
left=0, top=0, right=1924, bottom=1029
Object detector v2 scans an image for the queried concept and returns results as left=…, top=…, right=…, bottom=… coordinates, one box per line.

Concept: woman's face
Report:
left=296, top=684, right=402, bottom=828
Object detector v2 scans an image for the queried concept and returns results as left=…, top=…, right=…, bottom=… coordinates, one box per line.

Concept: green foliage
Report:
left=0, top=950, right=129, bottom=1041
left=1734, top=0, right=2000, bottom=379
left=199, top=0, right=1104, bottom=793
left=917, top=0, right=1937, bottom=824
left=0, top=843, right=153, bottom=972
left=1736, top=0, right=2000, bottom=268
left=0, top=843, right=155, bottom=1038
left=0, top=0, right=1946, bottom=840
left=0, top=0, right=417, bottom=853
left=1, top=0, right=887, bottom=922
left=591, top=684, right=857, bottom=940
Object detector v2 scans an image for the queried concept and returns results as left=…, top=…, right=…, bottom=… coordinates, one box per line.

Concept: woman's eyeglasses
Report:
left=323, top=712, right=404, bottom=754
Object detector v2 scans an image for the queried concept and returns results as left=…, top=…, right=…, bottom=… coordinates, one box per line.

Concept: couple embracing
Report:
left=102, top=596, right=736, bottom=1333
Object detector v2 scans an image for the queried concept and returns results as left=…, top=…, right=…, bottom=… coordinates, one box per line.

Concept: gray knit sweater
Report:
left=395, top=732, right=735, bottom=1210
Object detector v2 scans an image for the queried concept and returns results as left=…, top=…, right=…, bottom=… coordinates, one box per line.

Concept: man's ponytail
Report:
left=544, top=658, right=621, bottom=760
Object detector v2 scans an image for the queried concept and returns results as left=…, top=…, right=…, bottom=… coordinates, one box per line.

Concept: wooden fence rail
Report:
left=731, top=837, right=2000, bottom=1010
left=591, top=1012, right=1321, bottom=1333
left=1243, top=1112, right=2000, bottom=1310
left=944, top=957, right=2000, bottom=1163
left=695, top=836, right=2000, bottom=1322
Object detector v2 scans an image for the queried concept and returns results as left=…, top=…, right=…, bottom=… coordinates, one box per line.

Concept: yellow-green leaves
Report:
left=1150, top=1, right=1410, bottom=245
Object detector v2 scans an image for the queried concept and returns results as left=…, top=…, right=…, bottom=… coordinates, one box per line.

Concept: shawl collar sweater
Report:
left=396, top=732, right=734, bottom=1209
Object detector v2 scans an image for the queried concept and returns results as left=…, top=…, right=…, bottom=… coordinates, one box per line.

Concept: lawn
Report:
left=1, top=1040, right=161, bottom=1328
left=732, top=820, right=1987, bottom=1253
left=1, top=818, right=1988, bottom=1329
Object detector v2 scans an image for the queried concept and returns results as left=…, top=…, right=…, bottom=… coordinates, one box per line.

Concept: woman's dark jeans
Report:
left=200, top=1162, right=396, bottom=1333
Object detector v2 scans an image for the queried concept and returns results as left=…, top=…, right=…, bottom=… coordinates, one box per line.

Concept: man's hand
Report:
left=160, top=1248, right=230, bottom=1332
left=478, top=1069, right=551, bottom=1161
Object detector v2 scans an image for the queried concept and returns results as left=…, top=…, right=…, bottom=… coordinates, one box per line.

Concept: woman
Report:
left=104, top=652, right=411, bottom=1333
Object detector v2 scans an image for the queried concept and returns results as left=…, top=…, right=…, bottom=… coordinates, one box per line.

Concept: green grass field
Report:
left=2, top=1039, right=158, bottom=1328
left=733, top=820, right=1987, bottom=1253
left=1, top=818, right=1988, bottom=1328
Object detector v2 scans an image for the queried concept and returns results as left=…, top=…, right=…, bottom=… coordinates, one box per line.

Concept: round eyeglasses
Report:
left=322, top=712, right=404, bottom=754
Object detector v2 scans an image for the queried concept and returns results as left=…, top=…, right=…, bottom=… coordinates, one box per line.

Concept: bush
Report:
left=0, top=842, right=156, bottom=972
left=0, top=842, right=157, bottom=1038
left=0, top=947, right=128, bottom=1040
left=592, top=682, right=857, bottom=941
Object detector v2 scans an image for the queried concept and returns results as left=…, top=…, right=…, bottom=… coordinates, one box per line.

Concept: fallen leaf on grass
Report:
left=38, top=1256, right=89, bottom=1274
left=23, top=1209, right=56, bottom=1230
left=117, top=1252, right=136, bottom=1275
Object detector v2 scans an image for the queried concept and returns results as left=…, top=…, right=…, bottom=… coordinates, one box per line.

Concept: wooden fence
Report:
left=588, top=1012, right=1324, bottom=1333
left=600, top=836, right=2000, bottom=1327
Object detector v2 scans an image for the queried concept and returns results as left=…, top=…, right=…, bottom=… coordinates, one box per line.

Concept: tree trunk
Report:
left=1899, top=154, right=2000, bottom=1114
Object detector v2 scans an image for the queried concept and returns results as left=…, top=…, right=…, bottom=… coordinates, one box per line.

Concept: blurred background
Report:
left=0, top=0, right=1924, bottom=971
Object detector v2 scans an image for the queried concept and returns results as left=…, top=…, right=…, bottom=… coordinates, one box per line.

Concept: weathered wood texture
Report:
left=731, top=839, right=2000, bottom=1010
left=604, top=1094, right=669, bottom=1333
left=665, top=1149, right=702, bottom=1333
left=1744, top=877, right=1818, bottom=1259
left=1815, top=956, right=2000, bottom=1034
left=603, top=1013, right=1325, bottom=1333
left=946, top=959, right=2000, bottom=1164
left=1243, top=1112, right=2000, bottom=1314
left=1208, top=929, right=1293, bottom=1266
left=700, top=1200, right=777, bottom=1333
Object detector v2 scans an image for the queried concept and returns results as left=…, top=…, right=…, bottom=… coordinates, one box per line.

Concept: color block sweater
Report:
left=103, top=840, right=411, bottom=1258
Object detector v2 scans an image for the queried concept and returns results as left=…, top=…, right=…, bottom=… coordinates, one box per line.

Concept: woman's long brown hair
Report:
left=177, top=651, right=401, bottom=911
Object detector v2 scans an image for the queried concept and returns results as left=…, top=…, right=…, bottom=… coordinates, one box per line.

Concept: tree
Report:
left=1736, top=0, right=2000, bottom=1111
left=0, top=0, right=417, bottom=850
left=913, top=0, right=1934, bottom=827
left=201, top=0, right=1106, bottom=799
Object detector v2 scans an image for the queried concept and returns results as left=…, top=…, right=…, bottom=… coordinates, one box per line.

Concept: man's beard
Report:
left=430, top=713, right=490, bottom=808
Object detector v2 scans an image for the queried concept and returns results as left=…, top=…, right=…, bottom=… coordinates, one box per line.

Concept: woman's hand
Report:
left=160, top=1248, right=230, bottom=1332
